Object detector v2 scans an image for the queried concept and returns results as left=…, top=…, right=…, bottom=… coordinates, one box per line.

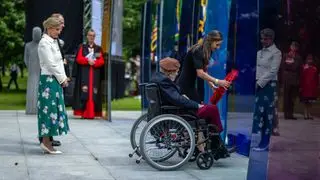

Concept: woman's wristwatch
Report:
left=215, top=78, right=219, bottom=84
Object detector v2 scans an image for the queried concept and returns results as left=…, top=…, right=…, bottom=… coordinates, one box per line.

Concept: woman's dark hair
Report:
left=87, top=29, right=95, bottom=35
left=305, top=53, right=314, bottom=62
left=290, top=41, right=300, bottom=48
left=189, top=30, right=223, bottom=66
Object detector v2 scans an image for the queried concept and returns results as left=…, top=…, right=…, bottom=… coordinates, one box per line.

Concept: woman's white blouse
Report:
left=38, top=34, right=67, bottom=84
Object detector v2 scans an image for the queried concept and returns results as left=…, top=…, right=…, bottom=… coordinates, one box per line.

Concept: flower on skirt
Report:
left=46, top=77, right=54, bottom=83
left=41, top=124, right=49, bottom=135
left=59, top=120, right=64, bottom=128
left=42, top=88, right=50, bottom=99
left=265, top=128, right=270, bottom=135
left=43, top=106, right=48, bottom=114
left=58, top=105, right=63, bottom=112
left=259, top=106, right=264, bottom=113
left=59, top=116, right=65, bottom=128
left=50, top=113, right=58, bottom=125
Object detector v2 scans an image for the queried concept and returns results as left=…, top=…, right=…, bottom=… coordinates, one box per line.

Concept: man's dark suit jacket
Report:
left=281, top=53, right=302, bottom=86
left=151, top=72, right=198, bottom=109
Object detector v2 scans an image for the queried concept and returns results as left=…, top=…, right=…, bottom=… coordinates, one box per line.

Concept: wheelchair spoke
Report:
left=140, top=115, right=196, bottom=170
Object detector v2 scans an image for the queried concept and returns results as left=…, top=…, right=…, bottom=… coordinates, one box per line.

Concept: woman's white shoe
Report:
left=40, top=143, right=63, bottom=154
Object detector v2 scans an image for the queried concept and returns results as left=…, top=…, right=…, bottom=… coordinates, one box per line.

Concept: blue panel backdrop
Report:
left=179, top=0, right=195, bottom=54
left=233, top=0, right=259, bottom=115
left=157, top=0, right=177, bottom=60
left=234, top=0, right=259, bottom=98
left=204, top=0, right=232, bottom=141
left=140, top=2, right=153, bottom=110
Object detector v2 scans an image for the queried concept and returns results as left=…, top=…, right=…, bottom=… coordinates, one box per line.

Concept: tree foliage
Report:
left=0, top=0, right=25, bottom=65
left=123, top=0, right=147, bottom=60
left=0, top=0, right=25, bottom=88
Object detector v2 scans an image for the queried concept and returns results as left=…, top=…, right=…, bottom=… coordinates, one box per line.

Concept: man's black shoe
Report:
left=228, top=146, right=237, bottom=154
left=52, top=140, right=61, bottom=146
left=213, top=146, right=230, bottom=160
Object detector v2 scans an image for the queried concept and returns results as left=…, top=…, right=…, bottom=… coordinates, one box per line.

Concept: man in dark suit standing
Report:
left=281, top=41, right=302, bottom=120
left=51, top=13, right=71, bottom=80
left=151, top=57, right=232, bottom=160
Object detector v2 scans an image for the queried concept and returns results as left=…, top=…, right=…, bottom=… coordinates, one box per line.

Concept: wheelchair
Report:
left=129, top=83, right=230, bottom=171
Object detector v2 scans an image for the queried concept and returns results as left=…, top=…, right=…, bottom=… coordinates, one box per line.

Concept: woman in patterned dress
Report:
left=37, top=17, right=70, bottom=154
left=252, top=28, right=282, bottom=151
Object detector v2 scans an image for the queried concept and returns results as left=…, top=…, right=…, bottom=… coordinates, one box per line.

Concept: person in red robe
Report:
left=300, top=54, right=319, bottom=119
left=72, top=29, right=105, bottom=119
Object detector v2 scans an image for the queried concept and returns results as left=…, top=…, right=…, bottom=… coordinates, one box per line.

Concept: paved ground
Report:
left=0, top=111, right=249, bottom=180
left=267, top=114, right=320, bottom=180
left=1, top=110, right=319, bottom=180
left=233, top=112, right=320, bottom=180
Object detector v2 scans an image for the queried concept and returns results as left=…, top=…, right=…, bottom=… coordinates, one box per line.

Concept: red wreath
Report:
left=210, top=69, right=239, bottom=105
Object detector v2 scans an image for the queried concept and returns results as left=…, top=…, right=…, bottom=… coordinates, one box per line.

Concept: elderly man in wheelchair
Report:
left=129, top=57, right=235, bottom=171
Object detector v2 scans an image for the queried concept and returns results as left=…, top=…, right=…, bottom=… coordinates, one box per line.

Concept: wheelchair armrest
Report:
left=161, top=106, right=182, bottom=111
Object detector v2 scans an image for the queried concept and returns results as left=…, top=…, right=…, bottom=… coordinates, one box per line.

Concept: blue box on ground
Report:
left=236, top=133, right=251, bottom=157
left=227, top=133, right=237, bottom=147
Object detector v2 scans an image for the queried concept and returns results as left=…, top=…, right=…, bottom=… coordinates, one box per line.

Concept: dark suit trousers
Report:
left=283, top=82, right=298, bottom=118
left=197, top=105, right=223, bottom=133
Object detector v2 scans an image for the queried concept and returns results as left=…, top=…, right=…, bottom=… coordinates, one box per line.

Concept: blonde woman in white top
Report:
left=37, top=17, right=69, bottom=154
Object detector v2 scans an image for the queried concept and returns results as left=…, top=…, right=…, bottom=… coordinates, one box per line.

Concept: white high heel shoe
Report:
left=40, top=143, right=63, bottom=154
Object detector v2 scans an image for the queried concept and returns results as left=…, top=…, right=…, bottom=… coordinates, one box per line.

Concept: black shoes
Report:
left=272, top=129, right=280, bottom=136
left=52, top=140, right=61, bottom=146
left=285, top=116, right=297, bottom=120
left=39, top=140, right=61, bottom=146
left=213, top=145, right=232, bottom=160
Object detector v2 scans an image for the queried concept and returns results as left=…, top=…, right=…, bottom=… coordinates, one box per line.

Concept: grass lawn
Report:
left=1, top=73, right=319, bottom=116
left=0, top=74, right=27, bottom=110
left=0, top=74, right=141, bottom=111
left=0, top=91, right=26, bottom=110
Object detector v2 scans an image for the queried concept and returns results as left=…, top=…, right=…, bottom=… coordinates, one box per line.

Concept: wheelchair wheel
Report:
left=139, top=114, right=195, bottom=171
left=129, top=113, right=148, bottom=157
left=196, top=152, right=214, bottom=170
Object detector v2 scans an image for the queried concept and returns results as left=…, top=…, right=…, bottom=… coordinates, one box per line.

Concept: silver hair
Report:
left=159, top=68, right=178, bottom=81
left=260, top=28, right=275, bottom=40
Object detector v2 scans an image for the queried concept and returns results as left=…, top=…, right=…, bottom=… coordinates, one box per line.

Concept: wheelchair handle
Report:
left=139, top=83, right=149, bottom=87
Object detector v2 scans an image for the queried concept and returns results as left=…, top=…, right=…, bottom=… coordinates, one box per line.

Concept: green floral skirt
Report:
left=37, top=75, right=69, bottom=137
